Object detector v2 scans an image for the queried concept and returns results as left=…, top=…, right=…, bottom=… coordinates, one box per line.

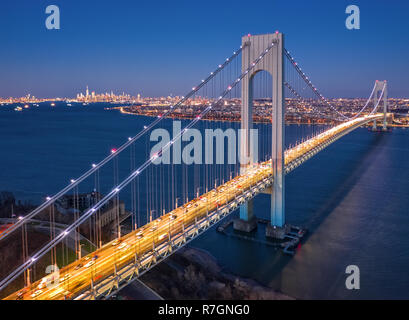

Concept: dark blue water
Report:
left=1, top=102, right=409, bottom=299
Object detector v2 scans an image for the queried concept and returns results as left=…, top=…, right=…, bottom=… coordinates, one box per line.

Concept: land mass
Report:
left=119, top=246, right=293, bottom=300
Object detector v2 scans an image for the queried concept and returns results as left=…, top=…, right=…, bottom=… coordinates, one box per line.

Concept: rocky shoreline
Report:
left=133, top=246, right=293, bottom=300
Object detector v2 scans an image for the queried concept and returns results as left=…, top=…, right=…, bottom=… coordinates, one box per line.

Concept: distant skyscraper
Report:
left=86, top=86, right=89, bottom=98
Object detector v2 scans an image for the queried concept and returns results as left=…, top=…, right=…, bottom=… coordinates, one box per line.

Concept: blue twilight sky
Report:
left=0, top=0, right=408, bottom=98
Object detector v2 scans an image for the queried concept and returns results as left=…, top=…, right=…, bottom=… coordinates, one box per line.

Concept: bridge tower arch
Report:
left=372, top=80, right=388, bottom=131
left=234, top=32, right=286, bottom=237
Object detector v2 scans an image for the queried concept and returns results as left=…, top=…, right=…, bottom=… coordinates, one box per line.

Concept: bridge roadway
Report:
left=4, top=114, right=384, bottom=300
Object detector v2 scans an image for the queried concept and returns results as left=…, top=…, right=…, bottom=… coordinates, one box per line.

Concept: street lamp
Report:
left=150, top=210, right=156, bottom=223
left=78, top=243, right=84, bottom=260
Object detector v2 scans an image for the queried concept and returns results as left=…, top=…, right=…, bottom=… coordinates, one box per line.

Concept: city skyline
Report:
left=1, top=1, right=409, bottom=98
left=1, top=84, right=409, bottom=101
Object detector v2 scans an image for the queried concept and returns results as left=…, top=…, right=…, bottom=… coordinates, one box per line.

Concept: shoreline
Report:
left=114, top=106, right=409, bottom=127
left=125, top=245, right=294, bottom=300
left=115, top=106, right=338, bottom=125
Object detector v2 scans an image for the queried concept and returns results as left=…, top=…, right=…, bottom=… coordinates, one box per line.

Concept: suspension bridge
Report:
left=0, top=32, right=391, bottom=300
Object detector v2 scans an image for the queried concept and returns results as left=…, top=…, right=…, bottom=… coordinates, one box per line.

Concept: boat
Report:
left=14, top=106, right=22, bottom=112
left=51, top=103, right=56, bottom=107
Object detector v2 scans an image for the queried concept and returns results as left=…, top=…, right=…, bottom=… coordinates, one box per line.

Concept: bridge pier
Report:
left=265, top=224, right=290, bottom=240
left=269, top=32, right=285, bottom=238
left=233, top=34, right=258, bottom=233
left=372, top=119, right=377, bottom=131
left=234, top=200, right=257, bottom=232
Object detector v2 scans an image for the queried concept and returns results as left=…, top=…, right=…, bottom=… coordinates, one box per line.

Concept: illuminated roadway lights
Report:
left=46, top=196, right=51, bottom=201
left=70, top=179, right=76, bottom=184
left=92, top=163, right=97, bottom=168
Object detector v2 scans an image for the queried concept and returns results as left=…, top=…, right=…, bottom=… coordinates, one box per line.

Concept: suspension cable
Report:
left=284, top=49, right=348, bottom=120
left=0, top=39, right=278, bottom=292
left=284, top=81, right=340, bottom=121
left=285, top=49, right=386, bottom=122
left=368, top=82, right=386, bottom=115
left=0, top=45, right=247, bottom=242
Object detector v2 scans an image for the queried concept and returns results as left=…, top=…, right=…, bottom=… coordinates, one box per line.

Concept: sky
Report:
left=0, top=0, right=408, bottom=98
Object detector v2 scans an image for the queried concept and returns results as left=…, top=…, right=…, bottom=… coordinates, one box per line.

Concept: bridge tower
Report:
left=234, top=32, right=286, bottom=238
left=372, top=80, right=388, bottom=131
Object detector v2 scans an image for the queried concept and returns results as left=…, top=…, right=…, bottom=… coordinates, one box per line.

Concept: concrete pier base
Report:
left=233, top=216, right=257, bottom=233
left=265, top=224, right=291, bottom=240
left=372, top=126, right=389, bottom=133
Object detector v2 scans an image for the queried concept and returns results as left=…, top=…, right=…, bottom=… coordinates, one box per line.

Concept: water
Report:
left=1, top=102, right=409, bottom=299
